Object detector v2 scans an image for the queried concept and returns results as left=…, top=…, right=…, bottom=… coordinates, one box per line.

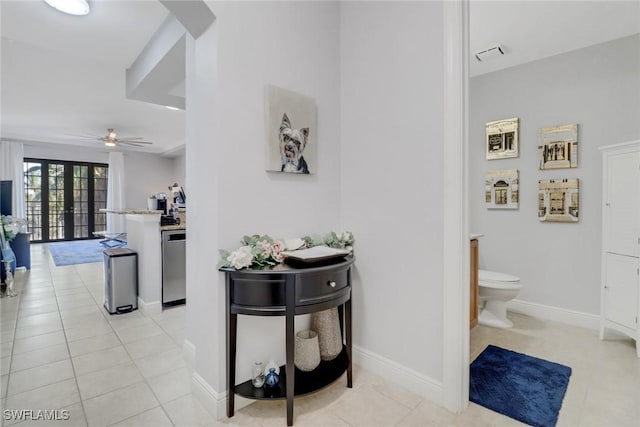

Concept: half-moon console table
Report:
left=222, top=256, right=355, bottom=426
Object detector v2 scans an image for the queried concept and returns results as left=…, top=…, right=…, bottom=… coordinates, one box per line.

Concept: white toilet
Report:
left=478, top=269, right=522, bottom=328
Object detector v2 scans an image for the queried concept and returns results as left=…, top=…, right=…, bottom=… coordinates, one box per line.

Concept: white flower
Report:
left=284, top=238, right=304, bottom=251
left=339, top=232, right=352, bottom=242
left=227, top=246, right=254, bottom=270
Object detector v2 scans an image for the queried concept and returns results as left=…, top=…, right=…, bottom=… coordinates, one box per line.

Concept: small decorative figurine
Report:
left=252, top=361, right=265, bottom=388
left=264, top=367, right=279, bottom=388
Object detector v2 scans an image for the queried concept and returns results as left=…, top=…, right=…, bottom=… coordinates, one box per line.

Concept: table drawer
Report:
left=231, top=277, right=286, bottom=307
left=296, top=269, right=349, bottom=306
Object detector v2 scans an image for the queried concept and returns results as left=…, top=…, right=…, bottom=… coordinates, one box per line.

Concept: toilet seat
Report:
left=479, top=269, right=522, bottom=290
left=477, top=269, right=522, bottom=329
left=479, top=269, right=520, bottom=282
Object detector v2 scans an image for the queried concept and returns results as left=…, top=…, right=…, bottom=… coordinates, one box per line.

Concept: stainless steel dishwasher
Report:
left=162, top=230, right=186, bottom=305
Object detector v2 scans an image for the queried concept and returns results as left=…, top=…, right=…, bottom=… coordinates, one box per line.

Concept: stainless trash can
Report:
left=103, top=248, right=138, bottom=314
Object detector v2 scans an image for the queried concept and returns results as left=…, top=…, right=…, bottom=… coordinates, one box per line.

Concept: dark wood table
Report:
left=221, top=255, right=354, bottom=426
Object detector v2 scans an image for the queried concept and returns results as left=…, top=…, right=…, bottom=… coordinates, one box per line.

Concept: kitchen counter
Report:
left=160, top=224, right=186, bottom=231
left=100, top=209, right=164, bottom=215
left=123, top=209, right=187, bottom=315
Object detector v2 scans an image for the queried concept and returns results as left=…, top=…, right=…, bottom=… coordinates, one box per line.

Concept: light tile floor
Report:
left=1, top=243, right=639, bottom=426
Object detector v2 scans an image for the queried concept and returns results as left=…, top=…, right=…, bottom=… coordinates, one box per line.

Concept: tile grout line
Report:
left=8, top=244, right=191, bottom=427
left=116, top=314, right=180, bottom=427
left=45, top=245, right=89, bottom=427
left=67, top=256, right=138, bottom=426
left=1, top=269, right=24, bottom=421
left=4, top=248, right=56, bottom=426
left=73, top=261, right=180, bottom=426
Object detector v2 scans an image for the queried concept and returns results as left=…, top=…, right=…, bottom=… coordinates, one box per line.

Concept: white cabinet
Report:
left=603, top=151, right=640, bottom=256
left=600, top=141, right=640, bottom=357
left=603, top=253, right=638, bottom=330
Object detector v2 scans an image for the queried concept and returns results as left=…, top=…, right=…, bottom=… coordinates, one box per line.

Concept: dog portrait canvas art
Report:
left=279, top=113, right=309, bottom=173
left=265, top=85, right=317, bottom=174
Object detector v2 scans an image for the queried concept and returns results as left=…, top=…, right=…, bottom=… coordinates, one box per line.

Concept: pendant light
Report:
left=44, top=0, right=90, bottom=16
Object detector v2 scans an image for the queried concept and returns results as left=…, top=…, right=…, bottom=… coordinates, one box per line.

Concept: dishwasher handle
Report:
left=167, top=233, right=186, bottom=241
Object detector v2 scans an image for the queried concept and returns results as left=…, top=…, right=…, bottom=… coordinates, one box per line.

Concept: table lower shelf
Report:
left=235, top=346, right=348, bottom=400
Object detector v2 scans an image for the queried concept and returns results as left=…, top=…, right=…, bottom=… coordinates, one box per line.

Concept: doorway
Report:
left=23, top=158, right=109, bottom=242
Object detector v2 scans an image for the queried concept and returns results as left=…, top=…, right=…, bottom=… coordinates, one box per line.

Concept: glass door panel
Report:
left=48, top=163, right=66, bottom=241
left=24, top=161, right=43, bottom=241
left=73, top=165, right=89, bottom=238
left=94, top=166, right=108, bottom=232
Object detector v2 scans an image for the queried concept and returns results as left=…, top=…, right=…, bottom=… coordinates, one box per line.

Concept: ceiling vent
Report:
left=475, top=45, right=505, bottom=62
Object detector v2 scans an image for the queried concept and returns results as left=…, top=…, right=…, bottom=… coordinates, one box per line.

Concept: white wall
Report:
left=23, top=144, right=176, bottom=210
left=340, top=1, right=445, bottom=383
left=186, top=0, right=342, bottom=397
left=470, top=34, right=640, bottom=315
left=172, top=151, right=186, bottom=192
left=24, top=144, right=109, bottom=164
left=123, top=152, right=174, bottom=209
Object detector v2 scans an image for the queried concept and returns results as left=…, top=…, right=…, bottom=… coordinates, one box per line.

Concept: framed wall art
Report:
left=485, top=169, right=519, bottom=209
left=486, top=117, right=519, bottom=160
left=538, top=123, right=578, bottom=170
left=538, top=179, right=579, bottom=222
left=265, top=84, right=317, bottom=174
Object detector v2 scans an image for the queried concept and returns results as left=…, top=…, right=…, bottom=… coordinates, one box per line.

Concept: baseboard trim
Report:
left=192, top=372, right=225, bottom=419
left=191, top=372, right=253, bottom=420
left=190, top=345, right=444, bottom=418
left=183, top=339, right=196, bottom=367
left=353, top=345, right=443, bottom=406
left=137, top=297, right=162, bottom=316
left=507, top=299, right=599, bottom=330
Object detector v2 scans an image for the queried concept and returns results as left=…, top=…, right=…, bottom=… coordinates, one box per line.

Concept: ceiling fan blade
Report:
left=118, top=137, right=145, bottom=140
left=120, top=141, right=153, bottom=147
left=120, top=140, right=153, bottom=145
left=67, top=137, right=104, bottom=143
left=65, top=134, right=102, bottom=139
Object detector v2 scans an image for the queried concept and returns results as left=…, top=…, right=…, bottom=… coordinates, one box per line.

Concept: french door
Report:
left=23, top=159, right=108, bottom=242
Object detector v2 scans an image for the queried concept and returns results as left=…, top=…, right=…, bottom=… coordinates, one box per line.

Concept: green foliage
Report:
left=216, top=249, right=231, bottom=269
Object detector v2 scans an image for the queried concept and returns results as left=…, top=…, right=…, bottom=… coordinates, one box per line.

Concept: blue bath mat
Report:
left=470, top=345, right=572, bottom=427
left=49, top=239, right=125, bottom=266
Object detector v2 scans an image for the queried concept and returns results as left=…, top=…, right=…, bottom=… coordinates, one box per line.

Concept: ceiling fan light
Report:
left=44, top=0, right=90, bottom=16
left=104, top=141, right=116, bottom=147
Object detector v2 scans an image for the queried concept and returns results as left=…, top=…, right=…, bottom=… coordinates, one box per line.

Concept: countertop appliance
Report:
left=148, top=193, right=169, bottom=215
left=156, top=198, right=168, bottom=215
left=160, top=215, right=179, bottom=226
left=162, top=229, right=186, bottom=305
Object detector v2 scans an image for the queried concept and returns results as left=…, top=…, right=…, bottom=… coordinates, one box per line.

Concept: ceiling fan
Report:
left=70, top=128, right=153, bottom=148
left=97, top=128, right=153, bottom=147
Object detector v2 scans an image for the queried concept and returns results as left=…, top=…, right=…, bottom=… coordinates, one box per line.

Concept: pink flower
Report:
left=272, top=240, right=285, bottom=254
left=257, top=240, right=272, bottom=257
left=271, top=241, right=285, bottom=263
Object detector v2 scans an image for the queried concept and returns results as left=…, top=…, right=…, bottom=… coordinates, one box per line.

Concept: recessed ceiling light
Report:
left=44, top=0, right=90, bottom=16
left=165, top=106, right=180, bottom=111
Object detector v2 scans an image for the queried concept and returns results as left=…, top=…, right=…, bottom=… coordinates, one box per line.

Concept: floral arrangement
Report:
left=0, top=215, right=26, bottom=243
left=218, top=231, right=354, bottom=270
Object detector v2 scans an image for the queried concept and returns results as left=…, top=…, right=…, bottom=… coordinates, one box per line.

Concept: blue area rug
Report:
left=470, top=345, right=572, bottom=427
left=49, top=239, right=126, bottom=266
